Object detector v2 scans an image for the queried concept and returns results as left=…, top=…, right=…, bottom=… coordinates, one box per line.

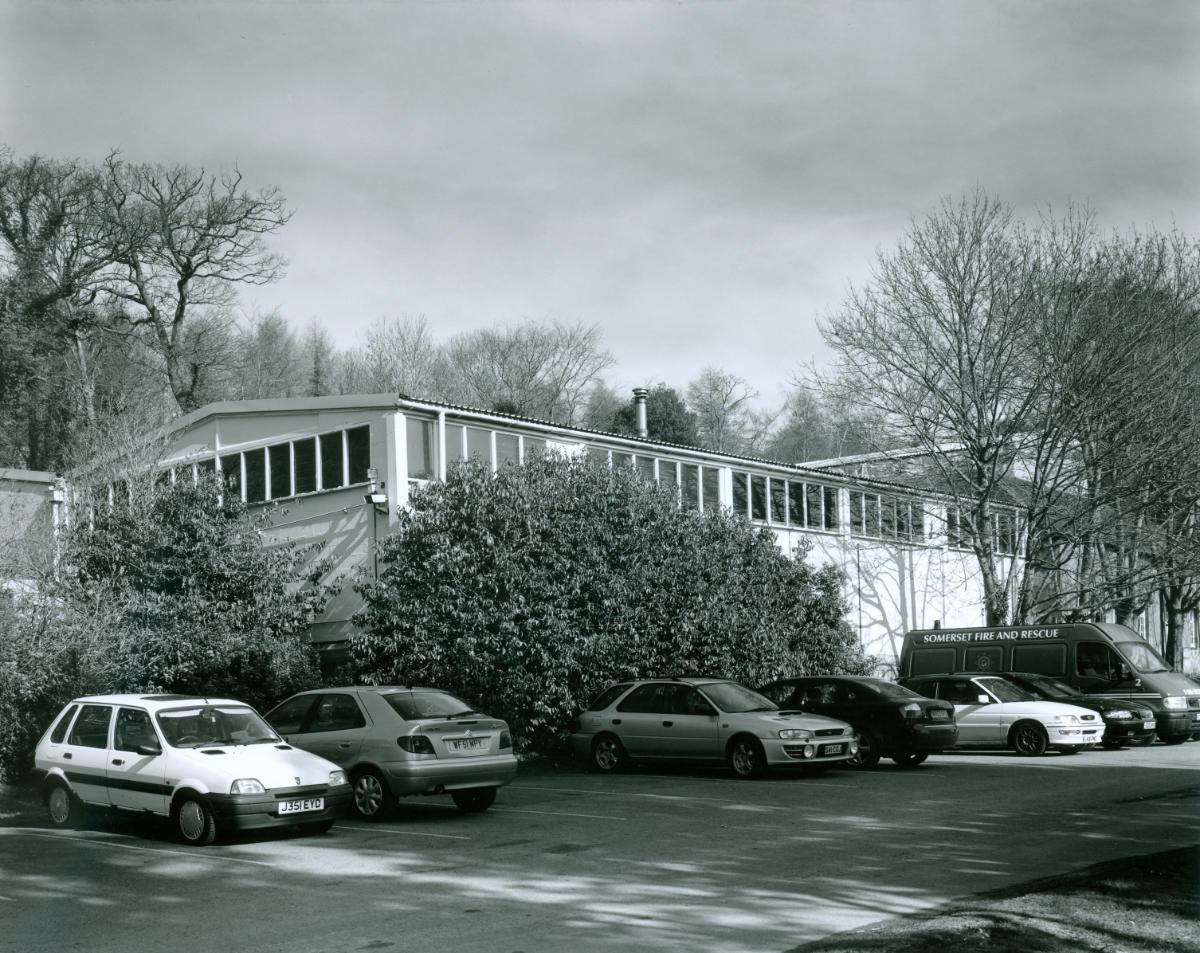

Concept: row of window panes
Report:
left=406, top=419, right=549, bottom=481
left=585, top=446, right=721, bottom=512
left=731, top=471, right=840, bottom=531
left=945, top=506, right=1020, bottom=555
left=849, top=491, right=926, bottom=542
left=157, top=425, right=371, bottom=504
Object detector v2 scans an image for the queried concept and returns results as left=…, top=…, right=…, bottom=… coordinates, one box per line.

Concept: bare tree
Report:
left=233, top=309, right=303, bottom=400
left=97, top=155, right=291, bottom=412
left=686, top=366, right=775, bottom=455
left=442, top=320, right=613, bottom=423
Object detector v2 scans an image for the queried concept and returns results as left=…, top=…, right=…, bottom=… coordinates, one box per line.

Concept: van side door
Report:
left=1075, top=641, right=1133, bottom=699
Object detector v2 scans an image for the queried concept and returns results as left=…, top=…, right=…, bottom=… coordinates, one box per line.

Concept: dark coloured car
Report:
left=756, top=676, right=957, bottom=768
left=997, top=672, right=1157, bottom=748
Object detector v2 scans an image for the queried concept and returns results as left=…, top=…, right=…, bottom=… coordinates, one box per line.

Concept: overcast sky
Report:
left=4, top=1, right=1199, bottom=405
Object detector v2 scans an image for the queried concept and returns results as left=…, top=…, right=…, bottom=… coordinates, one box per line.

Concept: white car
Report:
left=899, top=675, right=1105, bottom=755
left=34, top=693, right=352, bottom=845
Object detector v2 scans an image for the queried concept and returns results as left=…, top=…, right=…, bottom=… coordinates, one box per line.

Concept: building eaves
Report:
left=0, top=468, right=58, bottom=484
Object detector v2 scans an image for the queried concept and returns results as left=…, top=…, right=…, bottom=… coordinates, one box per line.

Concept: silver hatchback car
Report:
left=571, top=678, right=859, bottom=778
left=265, top=686, right=518, bottom=818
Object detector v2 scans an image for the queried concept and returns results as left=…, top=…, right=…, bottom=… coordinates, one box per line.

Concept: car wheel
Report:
left=451, top=788, right=497, bottom=813
left=891, top=751, right=928, bottom=768
left=351, top=767, right=392, bottom=820
left=174, top=796, right=217, bottom=846
left=589, top=734, right=628, bottom=774
left=1010, top=721, right=1049, bottom=757
left=847, top=730, right=882, bottom=769
left=298, top=819, right=335, bottom=835
left=45, top=782, right=80, bottom=830
left=728, top=736, right=768, bottom=779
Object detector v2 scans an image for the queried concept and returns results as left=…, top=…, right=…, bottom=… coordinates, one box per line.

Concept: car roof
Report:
left=68, top=693, right=248, bottom=710
left=287, top=685, right=446, bottom=695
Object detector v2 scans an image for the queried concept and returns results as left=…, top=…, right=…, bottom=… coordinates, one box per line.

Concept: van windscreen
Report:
left=1118, top=642, right=1171, bottom=673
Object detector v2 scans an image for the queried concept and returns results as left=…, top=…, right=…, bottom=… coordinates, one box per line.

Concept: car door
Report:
left=266, top=693, right=320, bottom=746
left=107, top=706, right=169, bottom=814
left=613, top=684, right=673, bottom=757
left=938, top=680, right=996, bottom=745
left=61, top=703, right=114, bottom=806
left=293, top=693, right=367, bottom=769
left=665, top=686, right=721, bottom=760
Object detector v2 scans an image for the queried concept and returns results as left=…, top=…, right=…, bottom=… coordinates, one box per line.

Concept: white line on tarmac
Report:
left=333, top=825, right=471, bottom=841
left=0, top=895, right=14, bottom=902
left=2, top=829, right=275, bottom=867
left=491, top=807, right=627, bottom=821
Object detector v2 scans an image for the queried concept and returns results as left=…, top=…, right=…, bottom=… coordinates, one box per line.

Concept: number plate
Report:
left=819, top=743, right=845, bottom=757
left=1144, top=720, right=1156, bottom=729
left=448, top=737, right=489, bottom=752
left=278, top=797, right=324, bottom=815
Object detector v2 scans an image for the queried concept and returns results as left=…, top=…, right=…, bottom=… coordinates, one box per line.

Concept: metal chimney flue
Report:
left=632, top=387, right=649, bottom=438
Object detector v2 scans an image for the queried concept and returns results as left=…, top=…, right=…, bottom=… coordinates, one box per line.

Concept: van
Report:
left=899, top=622, right=1200, bottom=744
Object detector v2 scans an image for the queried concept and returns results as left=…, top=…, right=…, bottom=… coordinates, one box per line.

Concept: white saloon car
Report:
left=35, top=694, right=352, bottom=845
left=899, top=675, right=1105, bottom=755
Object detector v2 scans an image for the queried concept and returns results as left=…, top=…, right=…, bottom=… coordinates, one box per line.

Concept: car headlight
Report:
left=1052, top=715, right=1079, bottom=724
left=1163, top=696, right=1187, bottom=711
left=230, top=778, right=265, bottom=795
left=778, top=729, right=814, bottom=740
left=1106, top=710, right=1134, bottom=720
left=329, top=770, right=347, bottom=786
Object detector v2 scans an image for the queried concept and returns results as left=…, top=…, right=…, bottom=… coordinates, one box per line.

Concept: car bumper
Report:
left=900, top=723, right=959, bottom=752
left=569, top=732, right=595, bottom=761
left=1049, top=726, right=1104, bottom=748
left=208, top=783, right=352, bottom=832
left=382, top=753, right=518, bottom=796
left=1102, top=720, right=1158, bottom=744
left=768, top=736, right=857, bottom=766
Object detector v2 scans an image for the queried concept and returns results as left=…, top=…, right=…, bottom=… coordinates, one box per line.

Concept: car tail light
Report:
left=499, top=729, right=512, bottom=749
left=901, top=703, right=922, bottom=720
left=397, top=735, right=436, bottom=754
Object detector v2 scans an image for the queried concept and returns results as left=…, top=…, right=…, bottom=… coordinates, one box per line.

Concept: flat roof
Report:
left=0, top=468, right=57, bottom=484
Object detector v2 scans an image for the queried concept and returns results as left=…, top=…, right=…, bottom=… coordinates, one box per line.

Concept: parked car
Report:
left=898, top=675, right=1105, bottom=755
left=996, top=672, right=1158, bottom=748
left=265, top=686, right=517, bottom=819
left=756, top=675, right=957, bottom=768
left=34, top=694, right=351, bottom=845
left=570, top=677, right=858, bottom=778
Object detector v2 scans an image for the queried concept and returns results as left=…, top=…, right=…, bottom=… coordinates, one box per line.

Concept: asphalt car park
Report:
left=3, top=741, right=1199, bottom=953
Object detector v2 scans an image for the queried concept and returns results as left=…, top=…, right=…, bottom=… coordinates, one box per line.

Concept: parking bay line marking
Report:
left=491, top=807, right=627, bottom=821
left=2, top=830, right=275, bottom=867
left=334, top=825, right=471, bottom=841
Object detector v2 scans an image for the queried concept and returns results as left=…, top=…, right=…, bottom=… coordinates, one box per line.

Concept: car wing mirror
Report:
left=976, top=694, right=990, bottom=705
left=136, top=743, right=162, bottom=757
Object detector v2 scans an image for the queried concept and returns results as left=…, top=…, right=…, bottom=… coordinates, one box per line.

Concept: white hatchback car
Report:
left=34, top=694, right=352, bottom=845
left=899, top=675, right=1105, bottom=755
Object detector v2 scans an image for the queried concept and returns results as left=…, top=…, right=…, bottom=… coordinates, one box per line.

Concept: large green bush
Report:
left=0, top=477, right=330, bottom=781
left=353, top=455, right=866, bottom=753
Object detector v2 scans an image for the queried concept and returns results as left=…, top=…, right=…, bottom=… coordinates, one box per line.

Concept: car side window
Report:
left=310, top=694, right=366, bottom=732
left=617, top=684, right=670, bottom=714
left=67, top=704, right=113, bottom=749
left=267, top=695, right=319, bottom=734
left=587, top=684, right=632, bottom=711
left=942, top=681, right=979, bottom=705
left=805, top=681, right=839, bottom=705
left=674, top=687, right=715, bottom=716
left=1077, top=642, right=1121, bottom=682
left=49, top=704, right=79, bottom=744
left=114, top=708, right=158, bottom=753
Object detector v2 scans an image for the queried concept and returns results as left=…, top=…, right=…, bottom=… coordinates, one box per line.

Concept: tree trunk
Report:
left=1163, top=586, right=1185, bottom=671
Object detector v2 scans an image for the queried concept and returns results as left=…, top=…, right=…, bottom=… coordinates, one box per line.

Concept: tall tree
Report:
left=686, top=366, right=774, bottom=455
left=97, top=155, right=291, bottom=412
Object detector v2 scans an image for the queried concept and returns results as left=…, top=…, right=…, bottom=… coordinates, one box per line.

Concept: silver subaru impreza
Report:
left=571, top=677, right=858, bottom=778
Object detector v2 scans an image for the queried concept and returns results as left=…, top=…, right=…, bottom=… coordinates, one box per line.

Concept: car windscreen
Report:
left=699, top=682, right=777, bottom=713
left=975, top=678, right=1034, bottom=703
left=156, top=705, right=279, bottom=748
left=864, top=680, right=923, bottom=699
left=382, top=690, right=474, bottom=720
left=1118, top=642, right=1171, bottom=673
left=1015, top=674, right=1080, bottom=698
